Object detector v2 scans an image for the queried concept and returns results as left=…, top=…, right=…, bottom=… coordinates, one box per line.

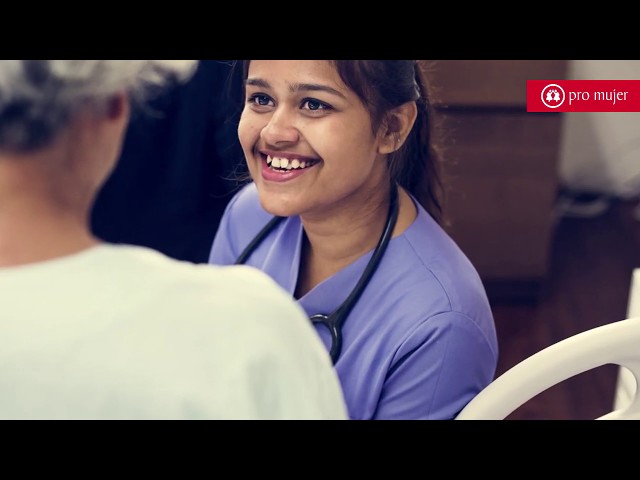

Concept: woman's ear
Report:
left=378, top=101, right=418, bottom=154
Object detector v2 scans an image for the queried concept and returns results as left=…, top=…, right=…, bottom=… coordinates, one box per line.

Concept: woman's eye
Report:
left=248, top=94, right=272, bottom=106
left=302, top=99, right=330, bottom=111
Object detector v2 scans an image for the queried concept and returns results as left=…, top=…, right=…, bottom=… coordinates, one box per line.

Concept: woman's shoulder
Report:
left=221, top=182, right=271, bottom=228
left=227, top=182, right=261, bottom=213
left=403, top=205, right=477, bottom=272
left=211, top=182, right=279, bottom=264
left=398, top=205, right=492, bottom=315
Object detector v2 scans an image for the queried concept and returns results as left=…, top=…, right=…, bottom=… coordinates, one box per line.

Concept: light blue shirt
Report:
left=209, top=182, right=498, bottom=420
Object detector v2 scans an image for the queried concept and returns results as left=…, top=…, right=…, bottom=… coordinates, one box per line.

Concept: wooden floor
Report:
left=490, top=197, right=640, bottom=419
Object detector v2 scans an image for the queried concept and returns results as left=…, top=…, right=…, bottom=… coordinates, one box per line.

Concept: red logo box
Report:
left=527, top=80, right=640, bottom=112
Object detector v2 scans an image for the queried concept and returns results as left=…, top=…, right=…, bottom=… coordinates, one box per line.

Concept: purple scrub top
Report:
left=209, top=182, right=498, bottom=420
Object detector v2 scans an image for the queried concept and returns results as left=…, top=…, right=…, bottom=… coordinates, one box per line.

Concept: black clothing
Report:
left=92, top=60, right=246, bottom=263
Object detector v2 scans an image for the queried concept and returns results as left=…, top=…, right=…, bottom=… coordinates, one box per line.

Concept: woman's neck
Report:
left=294, top=185, right=417, bottom=298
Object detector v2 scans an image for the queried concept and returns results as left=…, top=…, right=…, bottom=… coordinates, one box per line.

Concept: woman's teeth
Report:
left=266, top=155, right=315, bottom=170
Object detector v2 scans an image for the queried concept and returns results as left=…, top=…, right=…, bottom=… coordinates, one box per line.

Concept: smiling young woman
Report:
left=209, top=60, right=499, bottom=420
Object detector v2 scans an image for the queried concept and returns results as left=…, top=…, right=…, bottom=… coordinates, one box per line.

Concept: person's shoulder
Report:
left=126, top=245, right=297, bottom=307
left=396, top=205, right=493, bottom=318
left=108, top=243, right=274, bottom=290
left=189, top=262, right=304, bottom=321
left=157, top=259, right=325, bottom=361
left=403, top=203, right=484, bottom=280
left=108, top=243, right=308, bottom=328
left=95, top=243, right=191, bottom=272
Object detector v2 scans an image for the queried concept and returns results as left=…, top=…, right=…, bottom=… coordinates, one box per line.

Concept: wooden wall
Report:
left=421, top=60, right=569, bottom=301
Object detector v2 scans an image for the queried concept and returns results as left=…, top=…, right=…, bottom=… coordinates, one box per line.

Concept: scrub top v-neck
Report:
left=209, top=182, right=498, bottom=420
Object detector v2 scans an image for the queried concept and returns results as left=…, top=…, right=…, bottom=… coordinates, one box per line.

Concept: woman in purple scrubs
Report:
left=209, top=60, right=498, bottom=420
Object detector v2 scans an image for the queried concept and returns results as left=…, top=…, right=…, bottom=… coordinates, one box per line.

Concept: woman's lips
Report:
left=260, top=154, right=319, bottom=182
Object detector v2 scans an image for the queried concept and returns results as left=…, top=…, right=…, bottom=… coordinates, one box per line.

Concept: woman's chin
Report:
left=257, top=195, right=297, bottom=218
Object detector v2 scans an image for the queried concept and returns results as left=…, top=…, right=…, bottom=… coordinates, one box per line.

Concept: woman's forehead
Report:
left=247, top=60, right=345, bottom=90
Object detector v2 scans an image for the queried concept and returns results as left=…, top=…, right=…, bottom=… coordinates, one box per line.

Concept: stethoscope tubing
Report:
left=235, top=183, right=400, bottom=364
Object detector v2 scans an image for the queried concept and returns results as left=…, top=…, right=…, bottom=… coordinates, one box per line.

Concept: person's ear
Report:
left=377, top=101, right=418, bottom=154
left=106, top=91, right=130, bottom=123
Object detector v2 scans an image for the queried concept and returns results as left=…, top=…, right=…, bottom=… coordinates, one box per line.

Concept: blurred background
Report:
left=421, top=60, right=640, bottom=419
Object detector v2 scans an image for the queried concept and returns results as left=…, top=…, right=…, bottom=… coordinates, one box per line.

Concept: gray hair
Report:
left=0, top=60, right=198, bottom=153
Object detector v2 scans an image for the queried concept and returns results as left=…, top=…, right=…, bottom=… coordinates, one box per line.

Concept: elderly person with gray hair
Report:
left=0, top=60, right=347, bottom=420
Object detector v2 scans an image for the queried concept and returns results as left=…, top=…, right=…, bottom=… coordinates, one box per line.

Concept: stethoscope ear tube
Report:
left=234, top=215, right=285, bottom=265
left=309, top=183, right=400, bottom=364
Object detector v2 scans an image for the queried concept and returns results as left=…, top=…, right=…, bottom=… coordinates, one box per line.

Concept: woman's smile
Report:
left=259, top=153, right=321, bottom=183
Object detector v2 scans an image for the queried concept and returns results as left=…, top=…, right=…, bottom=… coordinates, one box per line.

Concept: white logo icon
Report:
left=541, top=84, right=565, bottom=109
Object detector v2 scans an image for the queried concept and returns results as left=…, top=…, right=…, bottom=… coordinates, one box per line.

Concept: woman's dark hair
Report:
left=332, top=60, right=444, bottom=224
left=237, top=60, right=445, bottom=224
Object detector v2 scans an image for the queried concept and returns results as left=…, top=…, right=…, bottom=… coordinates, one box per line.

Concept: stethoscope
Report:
left=235, top=183, right=399, bottom=364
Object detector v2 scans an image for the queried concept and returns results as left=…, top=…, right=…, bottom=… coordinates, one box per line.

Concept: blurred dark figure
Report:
left=91, top=60, right=246, bottom=263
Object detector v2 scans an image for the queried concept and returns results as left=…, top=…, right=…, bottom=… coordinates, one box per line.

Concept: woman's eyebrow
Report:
left=245, top=77, right=346, bottom=99
left=289, top=82, right=346, bottom=99
left=245, top=78, right=269, bottom=89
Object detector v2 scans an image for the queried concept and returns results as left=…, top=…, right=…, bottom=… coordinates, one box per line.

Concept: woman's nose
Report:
left=260, top=108, right=300, bottom=145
